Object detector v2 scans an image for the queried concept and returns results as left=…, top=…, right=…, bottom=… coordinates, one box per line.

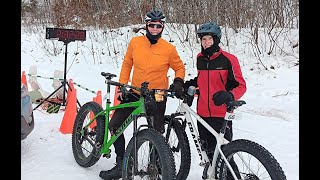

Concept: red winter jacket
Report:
left=195, top=48, right=246, bottom=118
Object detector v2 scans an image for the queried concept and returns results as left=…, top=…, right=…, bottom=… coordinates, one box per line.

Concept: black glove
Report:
left=183, top=77, right=198, bottom=94
left=212, top=91, right=234, bottom=106
left=117, top=88, right=135, bottom=102
left=169, top=77, right=184, bottom=99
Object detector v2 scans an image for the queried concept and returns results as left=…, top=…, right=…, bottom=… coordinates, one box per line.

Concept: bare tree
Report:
left=21, top=0, right=299, bottom=64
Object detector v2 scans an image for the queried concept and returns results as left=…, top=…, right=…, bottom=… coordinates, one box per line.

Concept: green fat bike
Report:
left=71, top=72, right=176, bottom=180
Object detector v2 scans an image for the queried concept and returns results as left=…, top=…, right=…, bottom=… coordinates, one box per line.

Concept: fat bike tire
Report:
left=164, top=117, right=191, bottom=180
left=215, top=139, right=287, bottom=180
left=71, top=101, right=105, bottom=167
left=122, top=128, right=176, bottom=180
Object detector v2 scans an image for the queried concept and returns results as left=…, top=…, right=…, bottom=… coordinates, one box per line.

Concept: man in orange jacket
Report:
left=99, top=9, right=185, bottom=179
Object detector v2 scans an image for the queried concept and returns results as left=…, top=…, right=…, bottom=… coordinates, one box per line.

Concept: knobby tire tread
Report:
left=71, top=101, right=105, bottom=167
left=122, top=128, right=176, bottom=180
left=215, top=139, right=287, bottom=180
left=165, top=118, right=191, bottom=180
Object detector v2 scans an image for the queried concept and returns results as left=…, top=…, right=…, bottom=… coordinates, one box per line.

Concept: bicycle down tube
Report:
left=176, top=102, right=240, bottom=180
left=86, top=78, right=145, bottom=155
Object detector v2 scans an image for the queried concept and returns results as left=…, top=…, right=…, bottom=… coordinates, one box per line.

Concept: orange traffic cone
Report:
left=89, top=97, right=97, bottom=129
left=89, top=90, right=102, bottom=129
left=110, top=79, right=130, bottom=118
left=21, top=71, right=28, bottom=91
left=110, top=87, right=120, bottom=119
left=59, top=88, right=77, bottom=134
left=66, top=79, right=75, bottom=104
left=95, top=90, right=102, bottom=105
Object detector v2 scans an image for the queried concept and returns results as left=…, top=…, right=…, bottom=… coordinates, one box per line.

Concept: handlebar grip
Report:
left=187, top=86, right=197, bottom=96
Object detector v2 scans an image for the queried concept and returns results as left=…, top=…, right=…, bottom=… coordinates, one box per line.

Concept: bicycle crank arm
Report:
left=82, top=135, right=102, bottom=150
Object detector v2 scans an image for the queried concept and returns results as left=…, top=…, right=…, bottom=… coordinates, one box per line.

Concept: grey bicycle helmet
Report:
left=197, top=22, right=221, bottom=39
left=145, top=10, right=166, bottom=23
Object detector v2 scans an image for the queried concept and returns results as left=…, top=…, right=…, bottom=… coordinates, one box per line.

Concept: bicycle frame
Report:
left=72, top=73, right=179, bottom=178
left=174, top=101, right=240, bottom=180
left=83, top=76, right=148, bottom=156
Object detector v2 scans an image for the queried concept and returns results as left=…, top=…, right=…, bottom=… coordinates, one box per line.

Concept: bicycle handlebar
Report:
left=160, top=89, right=176, bottom=98
left=101, top=72, right=176, bottom=98
left=101, top=72, right=182, bottom=99
left=183, top=86, right=246, bottom=111
left=101, top=71, right=143, bottom=93
left=101, top=72, right=246, bottom=109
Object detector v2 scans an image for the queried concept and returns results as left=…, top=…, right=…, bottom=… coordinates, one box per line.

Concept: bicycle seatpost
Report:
left=220, top=103, right=234, bottom=135
left=101, top=72, right=117, bottom=103
left=220, top=100, right=246, bottom=135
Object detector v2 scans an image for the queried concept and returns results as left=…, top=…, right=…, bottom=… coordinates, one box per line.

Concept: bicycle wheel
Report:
left=164, top=116, right=191, bottom=180
left=71, top=101, right=105, bottom=167
left=215, top=139, right=287, bottom=180
left=122, top=128, right=176, bottom=180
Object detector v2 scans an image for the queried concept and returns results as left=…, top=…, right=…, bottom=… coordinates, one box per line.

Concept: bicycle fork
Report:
left=132, top=114, right=156, bottom=176
left=133, top=114, right=138, bottom=174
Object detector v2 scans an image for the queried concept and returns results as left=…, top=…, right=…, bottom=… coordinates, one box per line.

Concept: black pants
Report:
left=109, top=91, right=167, bottom=158
left=197, top=117, right=240, bottom=179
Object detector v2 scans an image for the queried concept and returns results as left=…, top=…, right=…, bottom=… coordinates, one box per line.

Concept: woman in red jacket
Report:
left=184, top=21, right=247, bottom=179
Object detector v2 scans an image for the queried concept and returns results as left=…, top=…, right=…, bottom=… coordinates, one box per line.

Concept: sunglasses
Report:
left=147, top=24, right=163, bottom=29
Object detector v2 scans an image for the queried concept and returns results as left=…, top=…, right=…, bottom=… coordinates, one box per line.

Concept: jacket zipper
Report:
left=206, top=60, right=211, bottom=116
left=219, top=72, right=224, bottom=84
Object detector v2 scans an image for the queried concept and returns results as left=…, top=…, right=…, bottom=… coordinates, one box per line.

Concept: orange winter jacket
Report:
left=119, top=35, right=185, bottom=91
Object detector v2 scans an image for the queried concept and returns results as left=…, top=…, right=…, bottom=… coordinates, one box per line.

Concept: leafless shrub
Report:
left=21, top=0, right=299, bottom=65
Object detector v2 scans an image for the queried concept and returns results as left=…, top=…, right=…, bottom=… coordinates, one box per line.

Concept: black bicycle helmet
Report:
left=197, top=22, right=221, bottom=39
left=145, top=10, right=166, bottom=23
